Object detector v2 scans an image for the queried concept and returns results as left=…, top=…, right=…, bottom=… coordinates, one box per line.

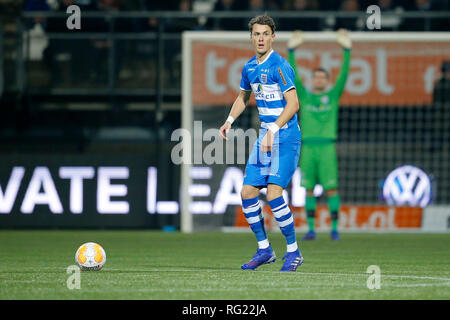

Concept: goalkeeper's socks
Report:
left=305, top=196, right=317, bottom=232
left=328, top=194, right=341, bottom=231
left=242, top=197, right=269, bottom=249
left=331, top=215, right=338, bottom=232
left=269, top=196, right=298, bottom=252
left=306, top=212, right=315, bottom=232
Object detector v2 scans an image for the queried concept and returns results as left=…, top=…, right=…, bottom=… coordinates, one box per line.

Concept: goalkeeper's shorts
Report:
left=243, top=131, right=301, bottom=190
left=299, top=141, right=338, bottom=190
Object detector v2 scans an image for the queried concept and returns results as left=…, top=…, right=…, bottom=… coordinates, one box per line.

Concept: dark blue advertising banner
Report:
left=0, top=154, right=179, bottom=228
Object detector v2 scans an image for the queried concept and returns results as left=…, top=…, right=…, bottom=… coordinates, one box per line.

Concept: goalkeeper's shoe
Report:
left=280, top=249, right=304, bottom=272
left=301, top=230, right=316, bottom=241
left=331, top=230, right=341, bottom=241
left=241, top=246, right=276, bottom=270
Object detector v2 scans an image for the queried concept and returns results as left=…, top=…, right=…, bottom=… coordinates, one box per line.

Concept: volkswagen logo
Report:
left=382, top=165, right=432, bottom=207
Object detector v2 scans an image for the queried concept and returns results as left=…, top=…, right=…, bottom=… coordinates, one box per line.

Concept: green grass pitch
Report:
left=0, top=230, right=449, bottom=299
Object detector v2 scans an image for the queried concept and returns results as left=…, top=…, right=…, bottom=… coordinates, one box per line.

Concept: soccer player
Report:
left=287, top=29, right=352, bottom=241
left=219, top=15, right=303, bottom=271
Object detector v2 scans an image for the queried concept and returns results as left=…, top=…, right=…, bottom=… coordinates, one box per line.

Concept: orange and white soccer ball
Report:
left=75, top=242, right=106, bottom=271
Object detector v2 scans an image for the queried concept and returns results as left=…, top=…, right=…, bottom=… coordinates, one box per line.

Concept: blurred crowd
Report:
left=11, top=0, right=450, bottom=32
left=0, top=0, right=447, bottom=89
left=18, top=0, right=450, bottom=13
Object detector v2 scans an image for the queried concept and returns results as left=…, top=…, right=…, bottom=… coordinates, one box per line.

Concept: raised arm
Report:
left=287, top=30, right=308, bottom=98
left=333, top=29, right=352, bottom=97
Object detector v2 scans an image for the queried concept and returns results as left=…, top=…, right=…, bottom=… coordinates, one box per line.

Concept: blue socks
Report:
left=242, top=197, right=269, bottom=249
left=268, top=196, right=298, bottom=252
left=242, top=195, right=299, bottom=253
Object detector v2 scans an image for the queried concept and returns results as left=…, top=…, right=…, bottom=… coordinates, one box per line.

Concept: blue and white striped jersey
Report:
left=240, top=50, right=300, bottom=140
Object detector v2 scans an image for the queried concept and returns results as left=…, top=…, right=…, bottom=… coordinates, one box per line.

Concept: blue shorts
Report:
left=243, top=129, right=301, bottom=189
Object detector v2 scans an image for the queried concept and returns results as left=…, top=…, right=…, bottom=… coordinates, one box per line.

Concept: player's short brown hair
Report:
left=313, top=67, right=330, bottom=79
left=248, top=15, right=276, bottom=34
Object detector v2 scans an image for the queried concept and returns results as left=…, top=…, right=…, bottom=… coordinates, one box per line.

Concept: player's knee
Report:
left=266, top=193, right=278, bottom=202
left=241, top=185, right=259, bottom=200
left=326, top=189, right=338, bottom=197
left=306, top=189, right=314, bottom=197
left=266, top=187, right=283, bottom=202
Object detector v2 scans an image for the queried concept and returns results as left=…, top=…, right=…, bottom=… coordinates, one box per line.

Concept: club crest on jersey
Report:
left=261, top=73, right=267, bottom=84
left=321, top=95, right=330, bottom=104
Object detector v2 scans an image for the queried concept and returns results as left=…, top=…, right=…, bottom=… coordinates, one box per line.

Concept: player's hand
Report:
left=219, top=121, right=231, bottom=140
left=261, top=130, right=274, bottom=153
left=337, top=29, right=352, bottom=49
left=287, top=30, right=303, bottom=50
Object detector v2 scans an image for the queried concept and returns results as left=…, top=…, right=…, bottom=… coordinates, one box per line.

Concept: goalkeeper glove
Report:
left=287, top=30, right=303, bottom=50
left=337, top=29, right=352, bottom=49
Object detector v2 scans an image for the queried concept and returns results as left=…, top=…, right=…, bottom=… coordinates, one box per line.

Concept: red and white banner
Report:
left=192, top=41, right=450, bottom=107
left=234, top=205, right=423, bottom=231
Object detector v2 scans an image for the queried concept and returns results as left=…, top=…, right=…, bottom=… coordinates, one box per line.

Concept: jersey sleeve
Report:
left=239, top=64, right=251, bottom=91
left=275, top=61, right=296, bottom=94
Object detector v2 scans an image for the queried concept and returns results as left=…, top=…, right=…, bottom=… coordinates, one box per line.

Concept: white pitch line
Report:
left=389, top=282, right=450, bottom=288
left=104, top=268, right=450, bottom=283
left=2, top=270, right=450, bottom=291
left=296, top=272, right=450, bottom=282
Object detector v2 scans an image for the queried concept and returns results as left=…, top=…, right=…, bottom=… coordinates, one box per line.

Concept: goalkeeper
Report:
left=287, top=29, right=351, bottom=241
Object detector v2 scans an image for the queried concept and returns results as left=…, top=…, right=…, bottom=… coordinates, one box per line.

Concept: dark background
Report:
left=0, top=0, right=449, bottom=228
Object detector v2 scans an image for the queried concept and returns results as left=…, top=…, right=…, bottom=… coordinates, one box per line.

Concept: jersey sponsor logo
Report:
left=256, top=84, right=262, bottom=92
left=305, top=104, right=331, bottom=112
left=251, top=83, right=283, bottom=102
left=277, top=68, right=287, bottom=86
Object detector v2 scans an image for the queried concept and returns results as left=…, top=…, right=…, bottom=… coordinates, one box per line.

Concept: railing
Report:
left=20, top=10, right=450, bottom=19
